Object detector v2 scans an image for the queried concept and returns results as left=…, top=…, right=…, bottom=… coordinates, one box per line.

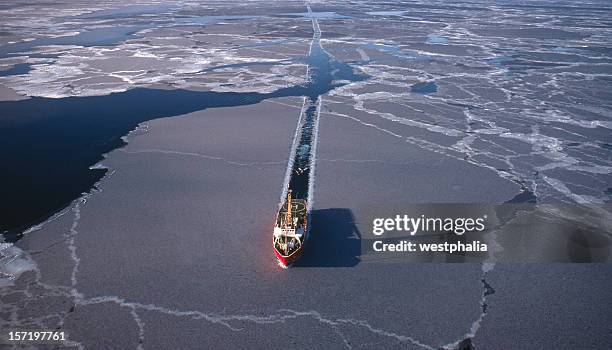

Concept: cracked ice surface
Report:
left=0, top=0, right=311, bottom=98
left=3, top=98, right=487, bottom=349
left=318, top=0, right=612, bottom=204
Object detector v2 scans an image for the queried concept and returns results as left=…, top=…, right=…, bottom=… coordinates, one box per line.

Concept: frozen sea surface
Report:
left=1, top=0, right=611, bottom=349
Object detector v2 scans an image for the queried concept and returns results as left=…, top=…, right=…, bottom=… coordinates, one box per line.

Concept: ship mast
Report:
left=285, top=190, right=292, bottom=254
left=286, top=190, right=292, bottom=228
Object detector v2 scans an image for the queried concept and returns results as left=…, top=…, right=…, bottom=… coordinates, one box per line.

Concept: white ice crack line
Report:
left=119, top=149, right=284, bottom=168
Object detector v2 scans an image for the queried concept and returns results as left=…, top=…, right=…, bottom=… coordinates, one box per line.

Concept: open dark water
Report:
left=0, top=63, right=31, bottom=77
left=0, top=31, right=366, bottom=240
left=411, top=81, right=438, bottom=94
left=286, top=25, right=338, bottom=201
left=0, top=26, right=151, bottom=60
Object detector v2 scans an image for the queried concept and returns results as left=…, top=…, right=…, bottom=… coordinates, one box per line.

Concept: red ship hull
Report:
left=273, top=243, right=304, bottom=267
left=273, top=192, right=309, bottom=268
